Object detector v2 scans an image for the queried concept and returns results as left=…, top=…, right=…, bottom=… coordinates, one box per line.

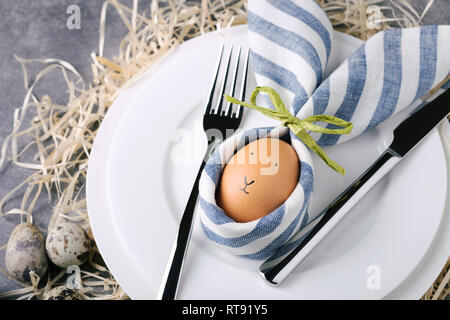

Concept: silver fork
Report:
left=158, top=45, right=250, bottom=300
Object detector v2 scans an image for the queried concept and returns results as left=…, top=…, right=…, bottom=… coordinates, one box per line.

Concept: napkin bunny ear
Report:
left=248, top=0, right=450, bottom=146
left=248, top=0, right=333, bottom=114
left=298, top=25, right=450, bottom=146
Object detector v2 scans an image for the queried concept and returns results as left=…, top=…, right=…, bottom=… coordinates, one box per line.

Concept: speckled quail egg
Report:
left=43, top=285, right=83, bottom=300
left=45, top=222, right=90, bottom=268
left=5, top=223, right=48, bottom=283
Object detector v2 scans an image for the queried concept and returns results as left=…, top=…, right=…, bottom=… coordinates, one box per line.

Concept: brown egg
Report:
left=217, top=138, right=300, bottom=222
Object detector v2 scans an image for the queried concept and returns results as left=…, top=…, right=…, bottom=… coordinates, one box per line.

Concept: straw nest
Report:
left=0, top=0, right=446, bottom=300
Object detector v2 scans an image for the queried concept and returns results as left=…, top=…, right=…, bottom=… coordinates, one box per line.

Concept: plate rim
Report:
left=384, top=121, right=450, bottom=299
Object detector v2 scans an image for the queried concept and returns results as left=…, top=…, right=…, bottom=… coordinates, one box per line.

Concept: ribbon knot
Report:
left=281, top=114, right=298, bottom=127
left=224, top=86, right=353, bottom=175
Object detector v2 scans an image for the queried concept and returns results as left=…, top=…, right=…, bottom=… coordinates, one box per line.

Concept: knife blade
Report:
left=260, top=88, right=450, bottom=285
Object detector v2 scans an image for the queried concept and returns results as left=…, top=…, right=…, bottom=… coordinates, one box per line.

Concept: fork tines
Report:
left=206, top=45, right=250, bottom=119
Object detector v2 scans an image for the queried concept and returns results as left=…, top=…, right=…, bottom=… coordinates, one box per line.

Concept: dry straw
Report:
left=0, top=0, right=446, bottom=300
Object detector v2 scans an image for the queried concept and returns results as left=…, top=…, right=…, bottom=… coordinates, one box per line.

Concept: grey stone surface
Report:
left=0, top=0, right=448, bottom=295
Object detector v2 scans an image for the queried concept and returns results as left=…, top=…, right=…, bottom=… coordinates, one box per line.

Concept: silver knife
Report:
left=260, top=88, right=450, bottom=285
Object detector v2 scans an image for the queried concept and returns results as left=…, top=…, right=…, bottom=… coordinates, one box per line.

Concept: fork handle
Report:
left=158, top=140, right=220, bottom=300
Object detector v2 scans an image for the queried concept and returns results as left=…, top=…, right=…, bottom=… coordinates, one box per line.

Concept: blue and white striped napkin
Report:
left=198, top=0, right=450, bottom=261
left=249, top=0, right=450, bottom=146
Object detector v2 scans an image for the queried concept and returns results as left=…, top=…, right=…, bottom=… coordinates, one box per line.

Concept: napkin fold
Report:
left=249, top=0, right=450, bottom=146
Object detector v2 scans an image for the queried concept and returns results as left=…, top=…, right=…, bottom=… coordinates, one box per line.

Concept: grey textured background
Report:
left=0, top=0, right=448, bottom=295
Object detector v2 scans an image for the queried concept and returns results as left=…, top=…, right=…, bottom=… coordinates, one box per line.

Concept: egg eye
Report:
left=275, top=162, right=278, bottom=167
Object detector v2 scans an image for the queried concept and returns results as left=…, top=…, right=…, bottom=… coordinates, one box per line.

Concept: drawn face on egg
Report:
left=217, top=138, right=300, bottom=223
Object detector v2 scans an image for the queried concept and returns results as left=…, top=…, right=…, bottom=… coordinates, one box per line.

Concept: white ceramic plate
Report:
left=87, top=25, right=447, bottom=299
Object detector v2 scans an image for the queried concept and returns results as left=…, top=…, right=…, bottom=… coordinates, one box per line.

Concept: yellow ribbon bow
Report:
left=224, top=86, right=353, bottom=175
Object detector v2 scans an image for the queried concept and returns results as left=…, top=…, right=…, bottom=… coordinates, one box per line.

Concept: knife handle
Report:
left=261, top=150, right=401, bottom=285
